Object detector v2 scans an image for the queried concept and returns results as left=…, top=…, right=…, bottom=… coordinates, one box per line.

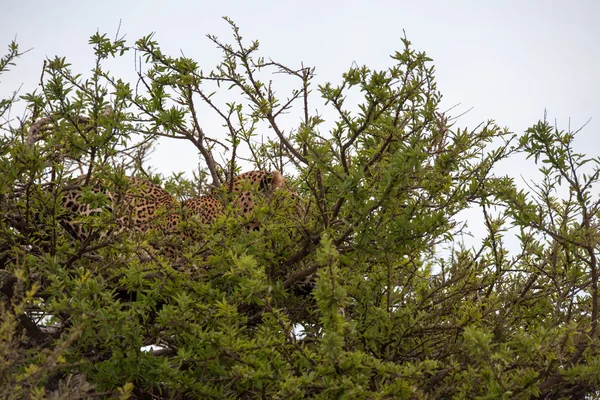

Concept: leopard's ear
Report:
left=270, top=171, right=285, bottom=191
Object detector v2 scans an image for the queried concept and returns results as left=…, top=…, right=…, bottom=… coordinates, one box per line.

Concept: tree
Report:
left=1, top=18, right=599, bottom=399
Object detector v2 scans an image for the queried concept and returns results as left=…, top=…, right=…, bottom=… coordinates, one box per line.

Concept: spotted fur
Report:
left=181, top=194, right=224, bottom=225
left=60, top=176, right=179, bottom=241
left=59, top=170, right=287, bottom=244
left=220, top=170, right=286, bottom=230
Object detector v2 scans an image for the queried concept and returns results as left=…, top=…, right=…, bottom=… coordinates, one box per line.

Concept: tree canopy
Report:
left=1, top=19, right=599, bottom=399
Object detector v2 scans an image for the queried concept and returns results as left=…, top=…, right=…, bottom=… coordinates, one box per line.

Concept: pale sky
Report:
left=1, top=0, right=598, bottom=176
left=1, top=0, right=598, bottom=209
left=1, top=1, right=599, bottom=247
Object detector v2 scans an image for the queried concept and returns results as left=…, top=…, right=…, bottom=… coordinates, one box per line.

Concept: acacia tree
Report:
left=1, top=19, right=599, bottom=399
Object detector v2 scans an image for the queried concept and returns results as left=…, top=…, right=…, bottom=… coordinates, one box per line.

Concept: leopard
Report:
left=181, top=194, right=224, bottom=225
left=59, top=176, right=179, bottom=242
left=218, top=170, right=286, bottom=230
left=59, top=170, right=287, bottom=245
left=58, top=170, right=316, bottom=314
left=222, top=170, right=286, bottom=213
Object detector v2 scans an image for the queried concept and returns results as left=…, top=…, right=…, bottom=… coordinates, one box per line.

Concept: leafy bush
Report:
left=1, top=19, right=599, bottom=399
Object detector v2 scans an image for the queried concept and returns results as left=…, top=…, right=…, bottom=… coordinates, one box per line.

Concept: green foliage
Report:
left=0, top=20, right=599, bottom=399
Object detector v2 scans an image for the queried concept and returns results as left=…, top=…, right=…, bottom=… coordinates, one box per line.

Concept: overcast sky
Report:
left=1, top=0, right=598, bottom=176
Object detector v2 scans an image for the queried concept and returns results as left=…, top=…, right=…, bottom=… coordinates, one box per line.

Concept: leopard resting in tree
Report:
left=25, top=112, right=289, bottom=241
left=59, top=170, right=289, bottom=248
left=59, top=176, right=179, bottom=241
